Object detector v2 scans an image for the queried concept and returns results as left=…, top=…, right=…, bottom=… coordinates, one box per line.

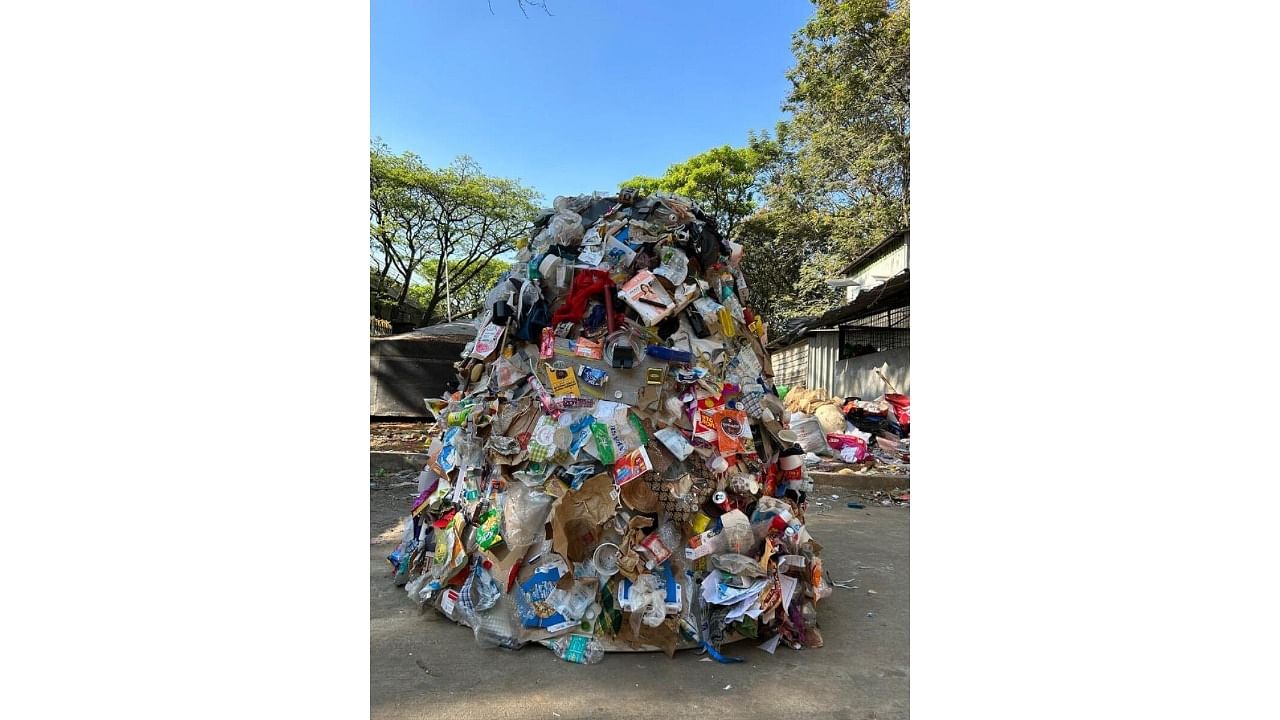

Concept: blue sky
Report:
left=371, top=0, right=816, bottom=204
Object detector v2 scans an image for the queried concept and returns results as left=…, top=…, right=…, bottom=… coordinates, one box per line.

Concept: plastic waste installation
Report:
left=389, top=190, right=832, bottom=663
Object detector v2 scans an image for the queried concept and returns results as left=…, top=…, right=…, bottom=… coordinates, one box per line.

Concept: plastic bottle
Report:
left=800, top=600, right=819, bottom=629
left=546, top=634, right=604, bottom=664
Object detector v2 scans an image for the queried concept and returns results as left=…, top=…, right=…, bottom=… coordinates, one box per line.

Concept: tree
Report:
left=764, top=0, right=910, bottom=258
left=736, top=209, right=846, bottom=328
left=370, top=140, right=540, bottom=324
left=409, top=258, right=512, bottom=323
left=620, top=143, right=772, bottom=240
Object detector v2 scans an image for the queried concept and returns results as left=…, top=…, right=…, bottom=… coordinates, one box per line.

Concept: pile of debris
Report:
left=776, top=386, right=911, bottom=472
left=387, top=190, right=832, bottom=664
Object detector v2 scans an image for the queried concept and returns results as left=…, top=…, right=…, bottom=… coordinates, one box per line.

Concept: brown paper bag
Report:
left=548, top=472, right=616, bottom=563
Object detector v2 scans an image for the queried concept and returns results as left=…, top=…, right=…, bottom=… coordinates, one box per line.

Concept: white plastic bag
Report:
left=502, top=482, right=554, bottom=550
left=789, top=413, right=829, bottom=454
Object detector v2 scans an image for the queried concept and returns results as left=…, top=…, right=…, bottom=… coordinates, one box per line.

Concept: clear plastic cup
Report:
left=592, top=542, right=620, bottom=578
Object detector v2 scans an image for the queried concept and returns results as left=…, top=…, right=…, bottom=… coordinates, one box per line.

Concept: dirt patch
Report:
left=371, top=469, right=419, bottom=544
left=371, top=421, right=433, bottom=452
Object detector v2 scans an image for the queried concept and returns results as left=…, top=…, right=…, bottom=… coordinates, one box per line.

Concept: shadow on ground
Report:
left=370, top=483, right=909, bottom=720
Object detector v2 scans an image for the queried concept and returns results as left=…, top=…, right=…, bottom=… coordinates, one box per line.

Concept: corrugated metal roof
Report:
left=767, top=270, right=910, bottom=350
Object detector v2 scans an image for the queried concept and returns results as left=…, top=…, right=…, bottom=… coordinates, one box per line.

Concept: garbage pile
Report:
left=778, top=386, right=911, bottom=470
left=388, top=190, right=832, bottom=664
left=844, top=392, right=910, bottom=467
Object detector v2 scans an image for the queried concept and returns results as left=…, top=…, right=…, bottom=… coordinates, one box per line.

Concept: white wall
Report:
left=827, top=346, right=910, bottom=399
left=846, top=243, right=910, bottom=302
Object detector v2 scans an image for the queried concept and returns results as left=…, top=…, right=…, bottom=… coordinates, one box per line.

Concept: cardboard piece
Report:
left=620, top=616, right=682, bottom=658
left=549, top=472, right=616, bottom=563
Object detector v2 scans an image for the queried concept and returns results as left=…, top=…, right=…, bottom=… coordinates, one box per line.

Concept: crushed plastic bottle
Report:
left=545, top=634, right=604, bottom=664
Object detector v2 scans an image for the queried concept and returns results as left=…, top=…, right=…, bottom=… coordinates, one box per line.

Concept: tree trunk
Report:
left=378, top=246, right=393, bottom=286
left=395, top=253, right=415, bottom=309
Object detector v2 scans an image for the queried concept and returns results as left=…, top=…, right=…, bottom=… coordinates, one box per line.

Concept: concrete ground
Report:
left=371, top=480, right=909, bottom=720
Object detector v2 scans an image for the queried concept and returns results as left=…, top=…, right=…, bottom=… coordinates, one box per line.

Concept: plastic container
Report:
left=545, top=634, right=604, bottom=664
left=603, top=330, right=636, bottom=369
left=592, top=542, right=620, bottom=578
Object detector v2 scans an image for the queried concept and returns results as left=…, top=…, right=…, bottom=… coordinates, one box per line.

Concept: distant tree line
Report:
left=370, top=142, right=537, bottom=326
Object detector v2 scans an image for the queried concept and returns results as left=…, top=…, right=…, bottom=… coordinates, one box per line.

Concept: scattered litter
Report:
left=847, top=502, right=865, bottom=509
left=866, top=589, right=878, bottom=595
left=723, top=685, right=733, bottom=691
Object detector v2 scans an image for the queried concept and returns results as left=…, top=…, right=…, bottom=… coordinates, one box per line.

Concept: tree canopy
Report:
left=408, top=258, right=512, bottom=322
left=370, top=141, right=539, bottom=325
left=768, top=0, right=909, bottom=251
left=745, top=0, right=910, bottom=327
left=620, top=143, right=772, bottom=242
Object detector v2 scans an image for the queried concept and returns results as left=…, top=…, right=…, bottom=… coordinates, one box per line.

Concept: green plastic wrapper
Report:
left=627, top=411, right=650, bottom=445
left=474, top=508, right=503, bottom=551
left=591, top=422, right=616, bottom=464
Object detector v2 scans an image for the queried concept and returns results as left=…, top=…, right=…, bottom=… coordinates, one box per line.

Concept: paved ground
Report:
left=371, top=480, right=909, bottom=720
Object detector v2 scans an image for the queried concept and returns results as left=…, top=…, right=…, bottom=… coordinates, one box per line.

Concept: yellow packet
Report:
left=546, top=363, right=580, bottom=397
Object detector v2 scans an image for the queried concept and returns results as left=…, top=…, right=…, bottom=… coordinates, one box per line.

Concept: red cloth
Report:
left=885, top=393, right=910, bottom=426
left=550, top=268, right=626, bottom=328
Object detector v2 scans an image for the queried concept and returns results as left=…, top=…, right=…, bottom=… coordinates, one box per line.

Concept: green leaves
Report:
left=408, top=259, right=512, bottom=321
left=775, top=0, right=909, bottom=246
left=370, top=140, right=540, bottom=324
left=620, top=144, right=769, bottom=240
left=733, top=0, right=909, bottom=329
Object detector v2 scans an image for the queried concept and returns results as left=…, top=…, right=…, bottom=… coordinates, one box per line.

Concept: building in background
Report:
left=768, top=230, right=910, bottom=399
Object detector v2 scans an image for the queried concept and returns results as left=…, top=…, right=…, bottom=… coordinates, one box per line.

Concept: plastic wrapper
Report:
left=711, top=553, right=768, bottom=578
left=471, top=591, right=526, bottom=650
left=532, top=210, right=584, bottom=252
left=474, top=507, right=504, bottom=550
left=621, top=574, right=668, bottom=636
left=653, top=246, right=689, bottom=285
left=502, top=483, right=554, bottom=550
